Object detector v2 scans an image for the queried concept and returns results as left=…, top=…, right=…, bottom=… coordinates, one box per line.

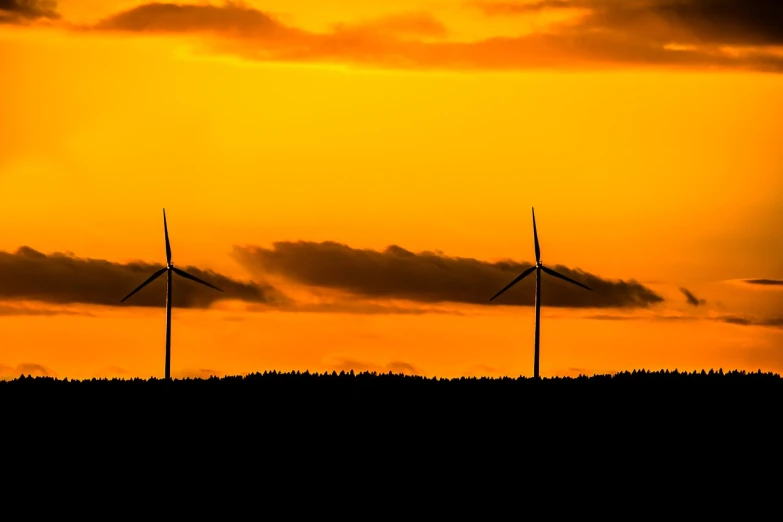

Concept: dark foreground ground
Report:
left=3, top=369, right=780, bottom=497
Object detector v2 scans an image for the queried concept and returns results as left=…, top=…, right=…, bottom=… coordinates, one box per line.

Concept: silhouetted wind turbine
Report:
left=121, top=209, right=223, bottom=381
left=490, top=208, right=592, bottom=379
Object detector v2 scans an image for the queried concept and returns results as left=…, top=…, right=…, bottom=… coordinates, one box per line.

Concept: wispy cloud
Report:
left=0, top=302, right=94, bottom=316
left=743, top=279, right=783, bottom=286
left=463, top=364, right=504, bottom=376
left=468, top=1, right=577, bottom=16
left=329, top=356, right=423, bottom=375
left=275, top=300, right=465, bottom=316
left=680, top=287, right=706, bottom=307
left=0, top=362, right=54, bottom=379
left=584, top=311, right=783, bottom=329
left=173, top=368, right=222, bottom=379
left=330, top=11, right=449, bottom=39
left=714, top=315, right=783, bottom=328
left=97, top=366, right=131, bottom=377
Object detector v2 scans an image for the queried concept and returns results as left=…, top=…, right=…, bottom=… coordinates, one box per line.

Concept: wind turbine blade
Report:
left=163, top=208, right=172, bottom=265
left=172, top=267, right=223, bottom=292
left=532, top=207, right=541, bottom=264
left=490, top=266, right=536, bottom=302
left=541, top=265, right=592, bottom=291
left=120, top=268, right=167, bottom=302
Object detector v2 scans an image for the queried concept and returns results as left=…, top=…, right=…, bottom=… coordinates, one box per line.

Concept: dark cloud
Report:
left=92, top=2, right=295, bottom=38
left=648, top=0, right=783, bottom=46
left=680, top=287, right=706, bottom=307
left=473, top=0, right=783, bottom=46
left=0, top=246, right=287, bottom=309
left=69, top=1, right=783, bottom=72
left=466, top=0, right=783, bottom=71
left=94, top=3, right=446, bottom=39
left=233, top=241, right=663, bottom=308
left=0, top=0, right=59, bottom=23
left=744, top=279, right=783, bottom=286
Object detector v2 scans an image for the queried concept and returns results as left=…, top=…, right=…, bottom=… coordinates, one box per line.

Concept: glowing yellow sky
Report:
left=1, top=1, right=782, bottom=380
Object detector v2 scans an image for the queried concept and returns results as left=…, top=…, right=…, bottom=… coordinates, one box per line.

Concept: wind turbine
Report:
left=121, top=209, right=223, bottom=381
left=490, top=208, right=592, bottom=379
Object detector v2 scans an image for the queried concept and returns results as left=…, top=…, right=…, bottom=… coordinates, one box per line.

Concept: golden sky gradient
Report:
left=1, top=0, right=782, bottom=379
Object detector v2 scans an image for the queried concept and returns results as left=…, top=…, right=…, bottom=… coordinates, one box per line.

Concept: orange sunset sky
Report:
left=1, top=0, right=782, bottom=380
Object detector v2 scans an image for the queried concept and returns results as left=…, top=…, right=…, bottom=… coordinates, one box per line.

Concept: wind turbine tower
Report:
left=490, top=208, right=592, bottom=379
left=121, top=209, right=223, bottom=380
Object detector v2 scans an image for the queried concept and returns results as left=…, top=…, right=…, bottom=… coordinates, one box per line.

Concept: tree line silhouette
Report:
left=4, top=367, right=781, bottom=387
left=5, top=369, right=781, bottom=412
